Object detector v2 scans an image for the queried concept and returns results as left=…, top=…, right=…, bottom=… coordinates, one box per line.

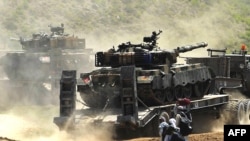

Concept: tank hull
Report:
left=77, top=63, right=212, bottom=108
left=0, top=49, right=94, bottom=105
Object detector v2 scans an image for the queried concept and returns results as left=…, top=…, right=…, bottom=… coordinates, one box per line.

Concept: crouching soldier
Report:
left=172, top=98, right=193, bottom=141
left=159, top=116, right=185, bottom=141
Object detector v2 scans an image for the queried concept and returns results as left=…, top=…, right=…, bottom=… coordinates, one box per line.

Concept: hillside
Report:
left=0, top=0, right=250, bottom=52
left=0, top=1, right=249, bottom=141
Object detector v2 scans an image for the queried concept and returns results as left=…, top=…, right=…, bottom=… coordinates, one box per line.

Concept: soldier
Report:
left=159, top=116, right=185, bottom=141
left=241, top=44, right=247, bottom=54
left=174, top=98, right=193, bottom=141
left=150, top=30, right=162, bottom=46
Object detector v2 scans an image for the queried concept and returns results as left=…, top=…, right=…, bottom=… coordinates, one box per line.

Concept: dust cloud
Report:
left=0, top=106, right=58, bottom=141
left=0, top=0, right=249, bottom=141
left=86, top=1, right=244, bottom=53
left=0, top=103, right=114, bottom=141
left=192, top=90, right=250, bottom=134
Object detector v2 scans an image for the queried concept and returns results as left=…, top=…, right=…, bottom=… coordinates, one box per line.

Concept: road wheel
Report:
left=165, top=89, right=174, bottom=102
left=193, top=82, right=205, bottom=98
left=174, top=86, right=183, bottom=100
left=155, top=90, right=166, bottom=104
left=183, top=84, right=192, bottom=99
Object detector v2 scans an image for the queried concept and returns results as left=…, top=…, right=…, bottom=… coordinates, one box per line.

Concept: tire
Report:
left=224, top=101, right=245, bottom=124
left=244, top=100, right=250, bottom=123
left=236, top=101, right=245, bottom=124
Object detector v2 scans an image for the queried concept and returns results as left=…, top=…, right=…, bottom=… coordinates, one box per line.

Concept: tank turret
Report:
left=95, top=31, right=207, bottom=68
left=11, top=23, right=85, bottom=52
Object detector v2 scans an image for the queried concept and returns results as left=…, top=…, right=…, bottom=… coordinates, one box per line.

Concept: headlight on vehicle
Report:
left=239, top=63, right=244, bottom=69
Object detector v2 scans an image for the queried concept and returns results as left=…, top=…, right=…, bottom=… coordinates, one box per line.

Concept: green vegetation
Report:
left=0, top=0, right=250, bottom=51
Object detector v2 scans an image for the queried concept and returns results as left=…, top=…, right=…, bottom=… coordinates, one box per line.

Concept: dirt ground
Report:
left=0, top=82, right=244, bottom=141
left=0, top=92, right=226, bottom=141
left=0, top=132, right=223, bottom=141
left=125, top=132, right=223, bottom=141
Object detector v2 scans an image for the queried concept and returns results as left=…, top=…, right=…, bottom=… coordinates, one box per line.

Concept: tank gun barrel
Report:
left=176, top=42, right=208, bottom=53
left=10, top=37, right=20, bottom=41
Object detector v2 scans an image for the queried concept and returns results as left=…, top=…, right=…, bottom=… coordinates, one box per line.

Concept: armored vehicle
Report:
left=76, top=30, right=211, bottom=108
left=54, top=31, right=250, bottom=140
left=0, top=24, right=94, bottom=104
left=186, top=45, right=250, bottom=97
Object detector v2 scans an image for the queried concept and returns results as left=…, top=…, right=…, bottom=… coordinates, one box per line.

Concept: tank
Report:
left=12, top=23, right=86, bottom=52
left=0, top=24, right=94, bottom=104
left=77, top=30, right=212, bottom=108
